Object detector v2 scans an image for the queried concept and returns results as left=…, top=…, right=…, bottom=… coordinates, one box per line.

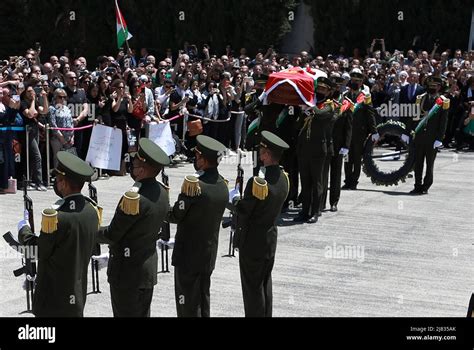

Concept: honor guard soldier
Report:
left=343, top=68, right=377, bottom=190
left=18, top=151, right=100, bottom=317
left=97, top=138, right=170, bottom=317
left=233, top=131, right=290, bottom=317
left=409, top=76, right=449, bottom=195
left=294, top=77, right=337, bottom=223
left=321, top=74, right=353, bottom=212
left=170, top=135, right=229, bottom=317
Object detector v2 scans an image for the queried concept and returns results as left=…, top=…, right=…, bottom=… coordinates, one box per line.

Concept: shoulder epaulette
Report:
left=440, top=95, right=450, bottom=110
left=41, top=209, right=58, bottom=234
left=181, top=175, right=201, bottom=197
left=119, top=191, right=140, bottom=215
left=364, top=93, right=372, bottom=105
left=252, top=176, right=268, bottom=201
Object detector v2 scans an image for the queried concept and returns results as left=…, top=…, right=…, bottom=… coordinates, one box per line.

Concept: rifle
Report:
left=159, top=169, right=171, bottom=273
left=222, top=150, right=244, bottom=257
left=2, top=178, right=36, bottom=313
left=89, top=181, right=101, bottom=294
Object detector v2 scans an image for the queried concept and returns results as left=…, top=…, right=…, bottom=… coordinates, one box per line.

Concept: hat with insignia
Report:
left=260, top=131, right=290, bottom=155
left=350, top=68, right=364, bottom=80
left=51, top=151, right=94, bottom=182
left=330, top=74, right=345, bottom=85
left=134, top=138, right=170, bottom=168
left=316, top=76, right=335, bottom=89
left=426, top=75, right=443, bottom=86
left=194, top=135, right=227, bottom=161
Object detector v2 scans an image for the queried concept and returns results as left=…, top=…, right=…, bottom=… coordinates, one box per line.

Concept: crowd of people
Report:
left=1, top=40, right=473, bottom=194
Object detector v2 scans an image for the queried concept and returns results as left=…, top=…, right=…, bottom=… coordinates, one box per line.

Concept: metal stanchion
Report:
left=25, top=125, right=30, bottom=185
left=46, top=124, right=51, bottom=188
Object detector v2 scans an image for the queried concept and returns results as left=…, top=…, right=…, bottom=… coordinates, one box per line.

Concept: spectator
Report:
left=110, top=79, right=133, bottom=174
left=49, top=88, right=74, bottom=167
left=0, top=87, right=19, bottom=193
left=64, top=71, right=89, bottom=159
left=19, top=80, right=49, bottom=191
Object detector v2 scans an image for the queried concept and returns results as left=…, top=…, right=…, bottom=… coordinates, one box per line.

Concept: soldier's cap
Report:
left=194, top=135, right=227, bottom=160
left=350, top=68, right=364, bottom=80
left=330, top=75, right=345, bottom=85
left=51, top=151, right=94, bottom=182
left=317, top=76, right=335, bottom=89
left=260, top=131, right=289, bottom=154
left=132, top=138, right=170, bottom=168
left=426, top=76, right=443, bottom=86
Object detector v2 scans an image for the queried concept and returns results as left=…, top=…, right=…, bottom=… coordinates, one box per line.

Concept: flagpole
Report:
left=115, top=0, right=131, bottom=52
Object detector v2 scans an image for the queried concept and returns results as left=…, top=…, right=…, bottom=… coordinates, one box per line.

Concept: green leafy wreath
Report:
left=362, top=120, right=416, bottom=187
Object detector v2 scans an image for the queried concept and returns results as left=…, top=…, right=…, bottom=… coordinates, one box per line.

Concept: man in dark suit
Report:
left=97, top=138, right=170, bottom=317
left=399, top=71, right=425, bottom=105
left=233, top=131, right=290, bottom=317
left=170, top=135, right=229, bottom=317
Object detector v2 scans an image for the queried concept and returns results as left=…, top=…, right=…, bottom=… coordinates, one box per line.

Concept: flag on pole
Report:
left=115, top=0, right=133, bottom=48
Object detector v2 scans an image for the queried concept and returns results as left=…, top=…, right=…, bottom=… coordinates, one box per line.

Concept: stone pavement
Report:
left=0, top=149, right=473, bottom=317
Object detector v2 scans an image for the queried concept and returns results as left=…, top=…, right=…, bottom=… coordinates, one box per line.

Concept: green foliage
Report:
left=304, top=0, right=471, bottom=55
left=0, top=0, right=297, bottom=61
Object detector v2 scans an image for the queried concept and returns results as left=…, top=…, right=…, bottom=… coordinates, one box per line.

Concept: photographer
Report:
left=20, top=79, right=49, bottom=191
left=154, top=78, right=174, bottom=117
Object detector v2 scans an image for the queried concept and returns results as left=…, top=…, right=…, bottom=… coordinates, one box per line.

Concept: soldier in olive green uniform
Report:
left=96, top=138, right=170, bottom=317
left=233, top=131, right=290, bottom=317
left=170, top=135, right=229, bottom=317
left=343, top=69, right=377, bottom=190
left=409, top=76, right=449, bottom=195
left=321, top=75, right=353, bottom=212
left=295, top=77, right=337, bottom=223
left=18, top=151, right=100, bottom=317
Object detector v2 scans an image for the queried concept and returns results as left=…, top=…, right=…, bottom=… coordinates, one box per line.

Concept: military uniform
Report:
left=234, top=131, right=289, bottom=317
left=19, top=151, right=99, bottom=317
left=321, top=81, right=353, bottom=212
left=97, top=138, right=170, bottom=317
left=295, top=77, right=336, bottom=223
left=410, top=77, right=449, bottom=194
left=343, top=70, right=377, bottom=190
left=170, top=135, right=229, bottom=317
left=277, top=106, right=301, bottom=209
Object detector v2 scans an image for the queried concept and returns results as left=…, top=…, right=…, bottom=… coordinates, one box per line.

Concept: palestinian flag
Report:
left=115, top=0, right=133, bottom=48
left=263, top=67, right=327, bottom=107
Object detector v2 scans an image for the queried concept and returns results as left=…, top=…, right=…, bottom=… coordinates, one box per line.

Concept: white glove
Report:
left=433, top=140, right=443, bottom=149
left=401, top=134, right=410, bottom=144
left=339, top=148, right=349, bottom=156
left=17, top=210, right=30, bottom=233
left=371, top=133, right=380, bottom=142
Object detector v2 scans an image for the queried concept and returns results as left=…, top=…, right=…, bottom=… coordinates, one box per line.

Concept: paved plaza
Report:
left=0, top=149, right=473, bottom=317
